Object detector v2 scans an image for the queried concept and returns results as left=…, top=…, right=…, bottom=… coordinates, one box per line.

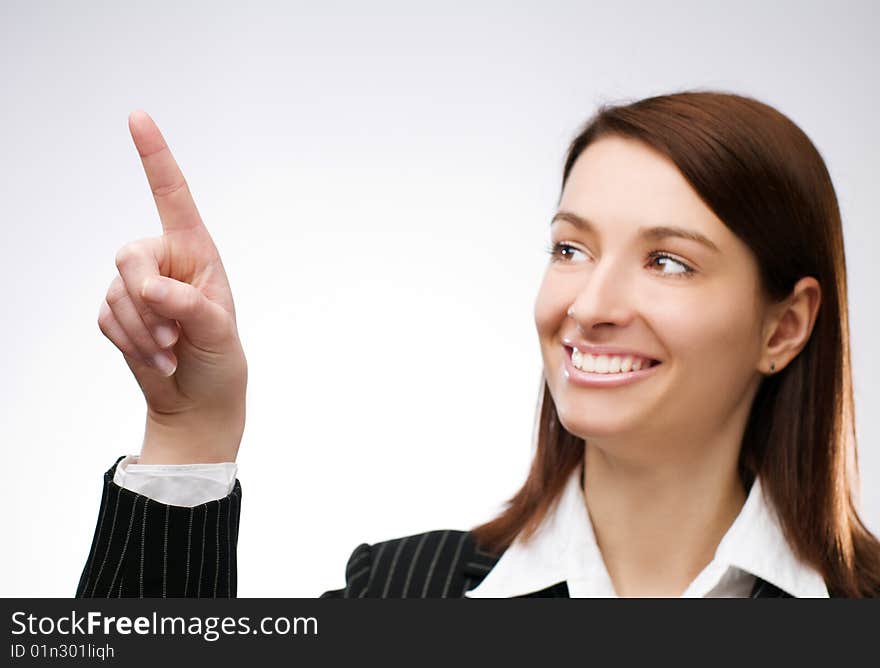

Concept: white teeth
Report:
left=572, top=348, right=596, bottom=372
left=571, top=351, right=653, bottom=374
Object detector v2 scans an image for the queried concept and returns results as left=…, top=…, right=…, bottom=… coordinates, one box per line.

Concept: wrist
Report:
left=141, top=406, right=244, bottom=464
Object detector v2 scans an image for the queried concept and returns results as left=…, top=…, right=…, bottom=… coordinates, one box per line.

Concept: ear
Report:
left=759, top=276, right=822, bottom=375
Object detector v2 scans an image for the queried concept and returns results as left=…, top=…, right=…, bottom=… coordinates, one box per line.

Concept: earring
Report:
left=567, top=307, right=575, bottom=318
left=769, top=362, right=776, bottom=373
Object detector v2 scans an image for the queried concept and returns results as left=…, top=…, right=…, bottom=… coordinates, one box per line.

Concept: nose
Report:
left=566, top=255, right=637, bottom=331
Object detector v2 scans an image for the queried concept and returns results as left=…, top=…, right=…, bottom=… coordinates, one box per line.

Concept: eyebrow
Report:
left=551, top=211, right=721, bottom=254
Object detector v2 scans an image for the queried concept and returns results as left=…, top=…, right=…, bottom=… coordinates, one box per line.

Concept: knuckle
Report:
left=152, top=178, right=188, bottom=199
left=114, top=239, right=151, bottom=270
left=97, top=303, right=112, bottom=329
left=97, top=318, right=126, bottom=355
left=97, top=315, right=111, bottom=338
left=114, top=243, right=136, bottom=269
left=105, top=275, right=128, bottom=305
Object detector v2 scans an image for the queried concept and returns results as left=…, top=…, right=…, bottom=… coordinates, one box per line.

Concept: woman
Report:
left=77, top=90, right=880, bottom=599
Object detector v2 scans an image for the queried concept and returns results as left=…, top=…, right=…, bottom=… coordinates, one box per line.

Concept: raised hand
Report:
left=97, top=111, right=247, bottom=464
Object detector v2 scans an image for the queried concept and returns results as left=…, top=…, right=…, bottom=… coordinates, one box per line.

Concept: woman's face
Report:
left=534, top=135, right=770, bottom=458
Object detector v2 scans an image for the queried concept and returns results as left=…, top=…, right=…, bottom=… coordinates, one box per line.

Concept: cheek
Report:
left=661, top=285, right=762, bottom=374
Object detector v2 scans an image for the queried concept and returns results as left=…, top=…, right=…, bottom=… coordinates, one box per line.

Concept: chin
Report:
left=554, top=404, right=643, bottom=441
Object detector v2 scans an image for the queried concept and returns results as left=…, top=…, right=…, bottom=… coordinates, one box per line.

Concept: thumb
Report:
left=141, top=276, right=232, bottom=349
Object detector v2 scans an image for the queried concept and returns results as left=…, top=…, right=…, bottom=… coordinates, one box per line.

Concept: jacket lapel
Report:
left=459, top=536, right=571, bottom=597
left=516, top=581, right=571, bottom=598
left=459, top=537, right=503, bottom=587
left=750, top=577, right=793, bottom=598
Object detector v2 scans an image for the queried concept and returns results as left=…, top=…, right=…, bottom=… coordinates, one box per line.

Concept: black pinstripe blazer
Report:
left=76, top=458, right=792, bottom=599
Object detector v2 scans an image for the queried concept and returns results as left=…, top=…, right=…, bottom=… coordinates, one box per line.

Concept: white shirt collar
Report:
left=466, top=467, right=829, bottom=598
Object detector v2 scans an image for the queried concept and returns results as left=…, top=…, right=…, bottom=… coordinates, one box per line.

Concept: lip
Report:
left=562, top=346, right=662, bottom=388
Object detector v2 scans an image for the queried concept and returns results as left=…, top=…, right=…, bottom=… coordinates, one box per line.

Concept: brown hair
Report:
left=470, top=89, right=880, bottom=597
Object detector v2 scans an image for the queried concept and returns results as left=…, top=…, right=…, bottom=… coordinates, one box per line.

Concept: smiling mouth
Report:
left=564, top=346, right=662, bottom=374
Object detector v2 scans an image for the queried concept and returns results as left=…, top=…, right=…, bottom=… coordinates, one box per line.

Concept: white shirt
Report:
left=465, top=465, right=829, bottom=598
left=112, top=455, right=237, bottom=506
left=114, top=455, right=829, bottom=598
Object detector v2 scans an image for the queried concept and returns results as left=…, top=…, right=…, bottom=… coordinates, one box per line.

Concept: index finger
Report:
left=128, top=110, right=205, bottom=234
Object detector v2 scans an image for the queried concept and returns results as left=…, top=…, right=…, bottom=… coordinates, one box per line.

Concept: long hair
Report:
left=470, top=90, right=880, bottom=597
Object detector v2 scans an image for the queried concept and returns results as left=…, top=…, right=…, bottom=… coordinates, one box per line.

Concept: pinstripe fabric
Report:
left=319, top=529, right=503, bottom=599
left=76, top=476, right=111, bottom=597
left=77, top=457, right=241, bottom=598
left=106, top=495, right=138, bottom=598
left=78, top=458, right=792, bottom=598
left=197, top=503, right=207, bottom=597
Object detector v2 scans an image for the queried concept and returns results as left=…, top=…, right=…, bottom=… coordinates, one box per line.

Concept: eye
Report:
left=545, top=243, right=696, bottom=279
left=647, top=251, right=695, bottom=278
left=545, top=242, right=587, bottom=263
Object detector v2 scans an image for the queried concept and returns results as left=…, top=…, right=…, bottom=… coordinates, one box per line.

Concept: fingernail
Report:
left=154, top=324, right=177, bottom=348
left=152, top=352, right=177, bottom=376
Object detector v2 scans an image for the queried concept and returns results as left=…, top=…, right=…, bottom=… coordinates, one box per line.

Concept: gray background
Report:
left=1, top=0, right=876, bottom=596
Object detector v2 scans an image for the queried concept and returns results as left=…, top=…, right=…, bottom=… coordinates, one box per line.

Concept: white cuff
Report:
left=112, top=454, right=238, bottom=507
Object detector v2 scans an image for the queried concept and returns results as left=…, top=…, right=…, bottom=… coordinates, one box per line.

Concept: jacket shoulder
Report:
left=320, top=529, right=502, bottom=599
